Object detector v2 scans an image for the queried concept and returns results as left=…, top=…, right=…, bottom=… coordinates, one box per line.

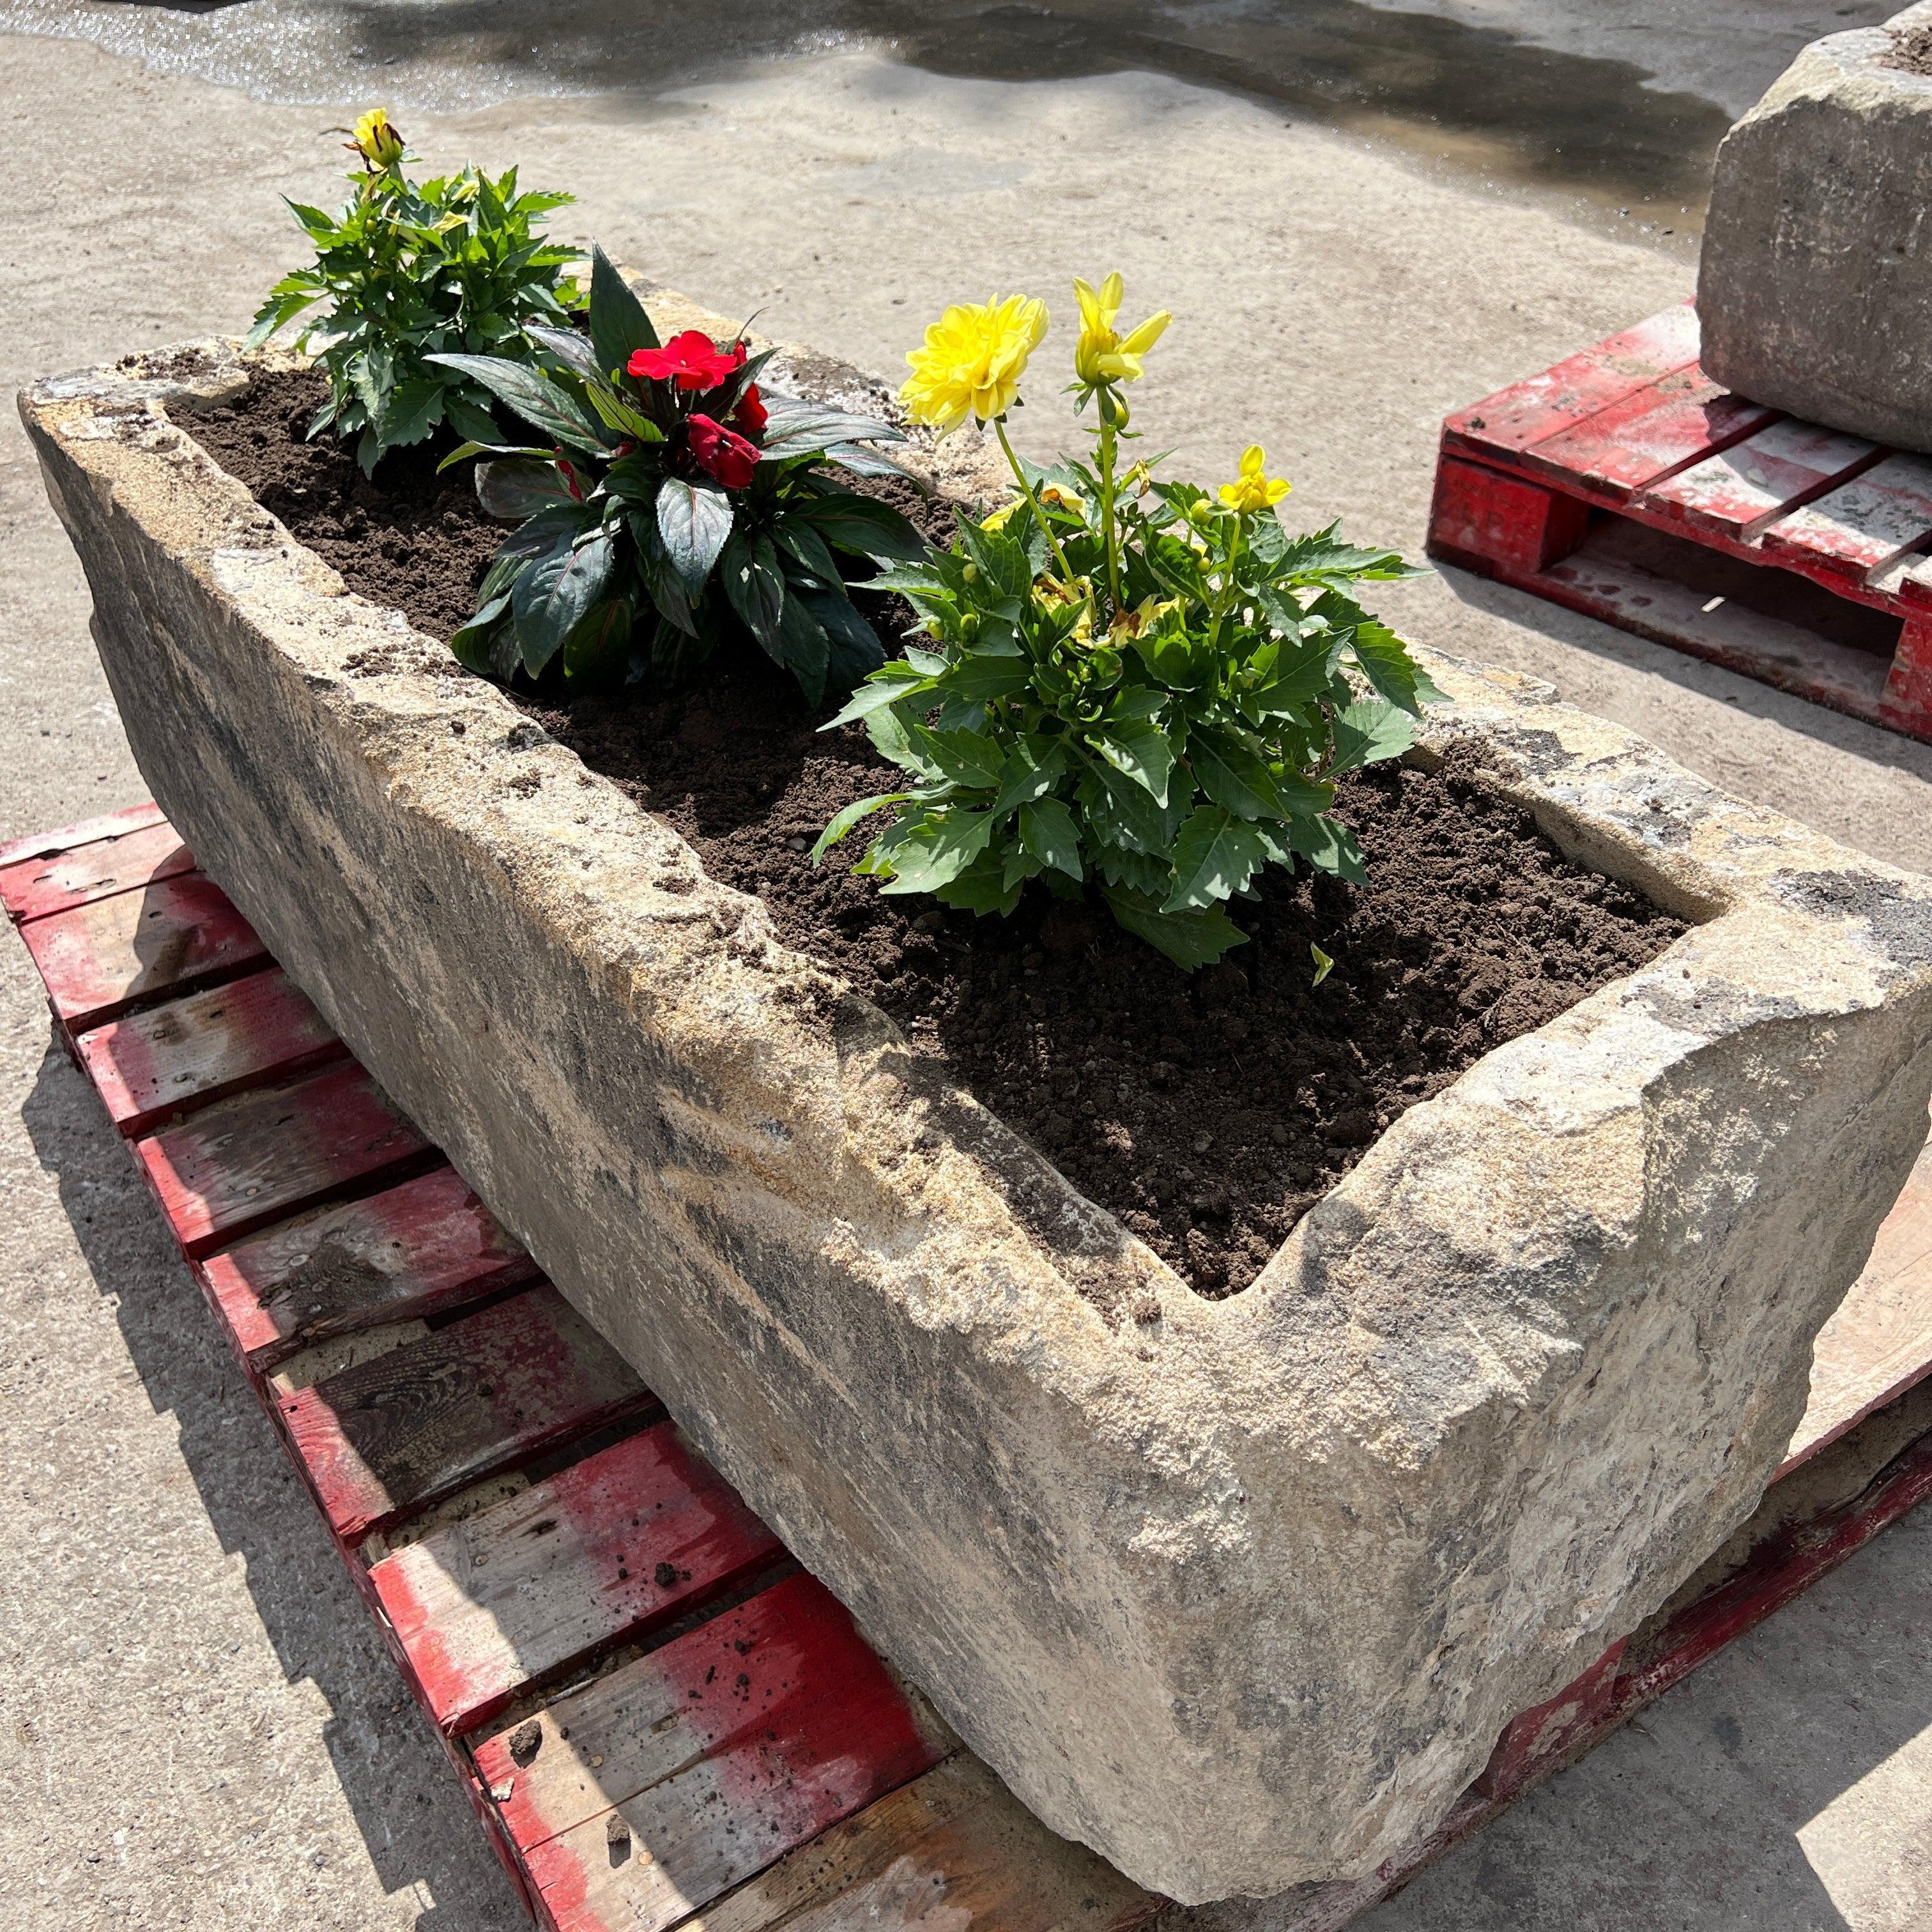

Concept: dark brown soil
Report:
left=191, top=370, right=1687, bottom=1298
left=1886, top=24, right=1932, bottom=75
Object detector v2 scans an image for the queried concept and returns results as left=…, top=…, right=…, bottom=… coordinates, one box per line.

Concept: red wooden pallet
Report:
left=6, top=806, right=1932, bottom=1932
left=1430, top=302, right=1932, bottom=742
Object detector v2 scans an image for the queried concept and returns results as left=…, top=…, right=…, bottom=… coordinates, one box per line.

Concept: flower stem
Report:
left=1096, top=405, right=1124, bottom=622
left=994, top=417, right=1077, bottom=586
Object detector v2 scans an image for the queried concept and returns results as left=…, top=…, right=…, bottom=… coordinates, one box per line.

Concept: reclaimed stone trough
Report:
left=23, top=312, right=1932, bottom=1905
left=1701, top=1, right=1932, bottom=450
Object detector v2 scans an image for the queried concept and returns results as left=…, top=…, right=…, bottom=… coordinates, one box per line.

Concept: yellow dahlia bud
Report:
left=1072, top=272, right=1170, bottom=387
left=900, top=295, right=1048, bottom=436
left=1218, top=445, right=1292, bottom=514
left=349, top=109, right=406, bottom=170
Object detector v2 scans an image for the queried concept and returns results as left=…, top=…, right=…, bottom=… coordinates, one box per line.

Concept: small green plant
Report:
left=425, top=249, right=927, bottom=698
left=245, top=111, right=587, bottom=473
left=813, top=274, right=1433, bottom=970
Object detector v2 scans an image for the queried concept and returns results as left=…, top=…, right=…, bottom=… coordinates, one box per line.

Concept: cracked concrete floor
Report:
left=2, top=14, right=1929, bottom=1929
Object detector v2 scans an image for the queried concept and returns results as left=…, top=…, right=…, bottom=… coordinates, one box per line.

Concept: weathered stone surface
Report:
left=1700, top=3, right=1932, bottom=449
left=22, top=317, right=1932, bottom=1904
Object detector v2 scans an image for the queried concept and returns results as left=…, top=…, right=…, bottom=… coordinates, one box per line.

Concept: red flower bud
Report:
left=686, top=413, right=759, bottom=491
left=732, top=383, right=767, bottom=438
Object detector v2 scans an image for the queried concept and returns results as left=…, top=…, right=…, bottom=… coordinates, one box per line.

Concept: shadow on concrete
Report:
left=20, top=1034, right=528, bottom=1932
left=1441, top=563, right=1932, bottom=785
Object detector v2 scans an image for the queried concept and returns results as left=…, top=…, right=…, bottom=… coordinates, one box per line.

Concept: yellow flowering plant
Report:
left=815, top=276, right=1432, bottom=970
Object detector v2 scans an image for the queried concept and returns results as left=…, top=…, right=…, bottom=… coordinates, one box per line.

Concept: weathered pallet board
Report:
left=134, top=1059, right=434, bottom=1258
left=0, top=799, right=167, bottom=877
left=1429, top=305, right=1932, bottom=743
left=371, top=1418, right=784, bottom=1735
left=8, top=807, right=1932, bottom=1932
left=471, top=1573, right=953, bottom=1932
left=1639, top=417, right=1883, bottom=544
left=0, top=816, right=195, bottom=924
left=1441, top=302, right=1700, bottom=466
left=75, top=965, right=342, bottom=1137
left=276, top=1282, right=655, bottom=1542
left=17, top=871, right=269, bottom=1031
left=199, top=1162, right=539, bottom=1370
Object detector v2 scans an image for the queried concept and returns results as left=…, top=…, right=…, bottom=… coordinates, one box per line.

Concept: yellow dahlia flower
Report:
left=1218, top=445, right=1292, bottom=513
left=1073, top=273, right=1170, bottom=387
left=900, top=295, right=1048, bottom=435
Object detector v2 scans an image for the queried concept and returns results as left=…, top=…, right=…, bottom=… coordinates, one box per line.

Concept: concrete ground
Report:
left=1, top=8, right=1929, bottom=1928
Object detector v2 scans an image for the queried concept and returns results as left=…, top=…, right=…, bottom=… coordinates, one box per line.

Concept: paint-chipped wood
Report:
left=0, top=799, right=168, bottom=875
left=1638, top=418, right=1883, bottom=544
left=19, top=871, right=268, bottom=1031
left=1760, top=452, right=1932, bottom=585
left=371, top=1418, right=784, bottom=1735
left=0, top=818, right=195, bottom=925
left=134, top=1059, right=433, bottom=1257
left=1441, top=303, right=1699, bottom=466
left=199, top=1163, right=537, bottom=1370
left=1517, top=369, right=1777, bottom=500
left=473, top=1572, right=951, bottom=1932
left=277, top=1282, right=653, bottom=1541
left=75, top=965, right=343, bottom=1137
left=680, top=1754, right=1157, bottom=1932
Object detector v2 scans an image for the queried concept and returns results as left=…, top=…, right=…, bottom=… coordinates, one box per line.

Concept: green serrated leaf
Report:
left=1018, top=797, right=1082, bottom=880
left=510, top=529, right=615, bottom=675
left=1162, top=806, right=1273, bottom=912
left=588, top=243, right=660, bottom=378
left=811, top=792, right=907, bottom=862
left=424, top=351, right=606, bottom=452
left=1101, top=890, right=1248, bottom=969
left=656, top=477, right=734, bottom=594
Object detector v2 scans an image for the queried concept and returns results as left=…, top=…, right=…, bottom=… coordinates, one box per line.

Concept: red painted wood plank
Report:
left=473, top=1572, right=949, bottom=1932
left=372, top=1419, right=783, bottom=1736
left=74, top=965, right=342, bottom=1138
left=134, top=1060, right=432, bottom=1258
left=19, top=873, right=268, bottom=1031
left=1882, top=617, right=1932, bottom=740
left=0, top=800, right=167, bottom=873
left=0, top=818, right=195, bottom=925
left=1472, top=1639, right=1627, bottom=1800
left=1637, top=417, right=1884, bottom=544
left=1760, top=452, right=1932, bottom=585
left=277, top=1283, right=652, bottom=1542
left=1441, top=303, right=1700, bottom=466
left=199, top=1163, right=537, bottom=1370
left=1427, top=455, right=1591, bottom=576
left=1518, top=368, right=1778, bottom=500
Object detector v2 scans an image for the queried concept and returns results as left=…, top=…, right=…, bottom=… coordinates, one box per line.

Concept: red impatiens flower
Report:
left=732, top=383, right=767, bottom=437
left=627, top=329, right=743, bottom=391
left=686, top=413, right=760, bottom=490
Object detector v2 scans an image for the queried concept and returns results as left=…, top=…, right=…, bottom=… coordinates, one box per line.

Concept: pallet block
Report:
left=1431, top=304, right=1932, bottom=742
left=5, top=808, right=1931, bottom=1932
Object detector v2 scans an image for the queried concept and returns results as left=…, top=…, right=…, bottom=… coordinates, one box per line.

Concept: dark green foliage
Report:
left=815, top=460, right=1434, bottom=969
left=428, top=247, right=926, bottom=702
left=246, top=118, right=585, bottom=474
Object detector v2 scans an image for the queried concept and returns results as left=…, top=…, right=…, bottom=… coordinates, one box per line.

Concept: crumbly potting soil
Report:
left=191, top=369, right=1687, bottom=1297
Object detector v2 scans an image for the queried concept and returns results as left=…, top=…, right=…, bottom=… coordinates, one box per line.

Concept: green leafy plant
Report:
left=813, top=273, right=1433, bottom=970
left=424, top=248, right=928, bottom=700
left=245, top=110, right=586, bottom=473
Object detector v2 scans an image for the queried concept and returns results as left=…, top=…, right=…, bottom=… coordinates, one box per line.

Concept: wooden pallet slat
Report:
left=372, top=1418, right=785, bottom=1736
left=199, top=1163, right=539, bottom=1370
left=684, top=1754, right=1154, bottom=1932
left=1517, top=367, right=1779, bottom=500
left=19, top=871, right=268, bottom=1031
left=0, top=816, right=196, bottom=924
left=75, top=964, right=343, bottom=1137
left=1441, top=302, right=1700, bottom=466
left=277, top=1283, right=654, bottom=1542
left=475, top=1573, right=951, bottom=1932
left=0, top=799, right=169, bottom=876
left=1759, top=450, right=1932, bottom=585
left=1637, top=417, right=1885, bottom=544
left=134, top=1059, right=434, bottom=1257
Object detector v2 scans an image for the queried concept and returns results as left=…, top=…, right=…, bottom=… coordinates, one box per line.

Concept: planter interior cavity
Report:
left=185, top=364, right=1690, bottom=1300
left=23, top=311, right=1932, bottom=1904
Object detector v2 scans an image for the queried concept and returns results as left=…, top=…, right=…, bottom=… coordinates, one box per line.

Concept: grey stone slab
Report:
left=1701, top=3, right=1932, bottom=451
